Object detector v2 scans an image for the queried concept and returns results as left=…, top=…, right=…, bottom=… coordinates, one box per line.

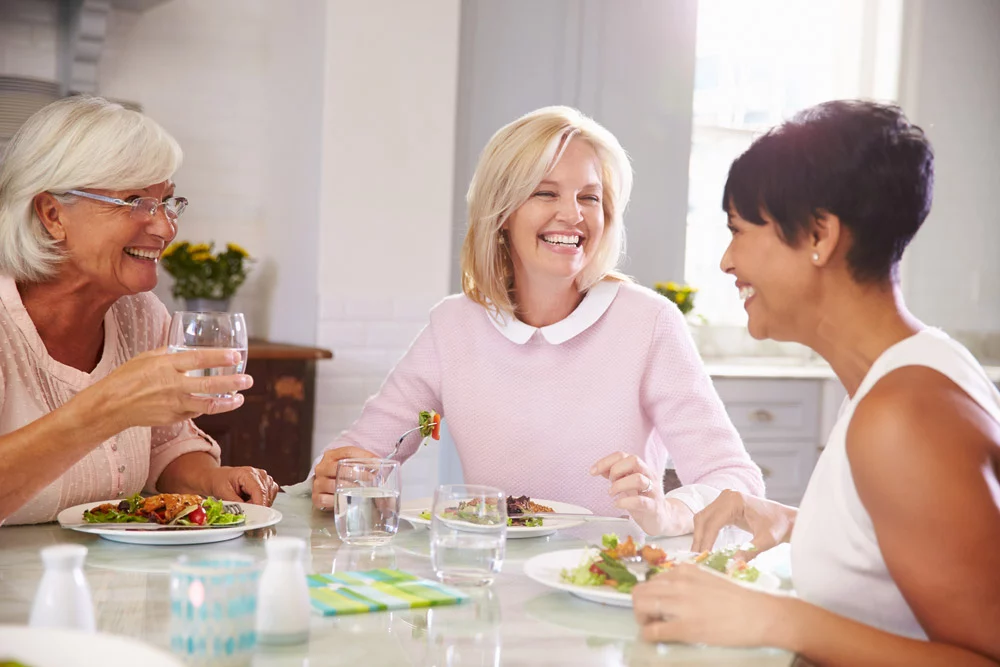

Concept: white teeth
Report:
left=739, top=286, right=756, bottom=300
left=542, top=234, right=581, bottom=246
left=124, top=247, right=159, bottom=260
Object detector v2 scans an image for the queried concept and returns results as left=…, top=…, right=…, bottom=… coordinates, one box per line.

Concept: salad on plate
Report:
left=561, top=533, right=761, bottom=594
left=82, top=493, right=245, bottom=527
left=417, top=494, right=555, bottom=527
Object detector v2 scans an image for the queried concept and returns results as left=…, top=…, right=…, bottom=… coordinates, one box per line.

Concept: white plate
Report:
left=0, top=624, right=183, bottom=667
left=57, top=500, right=282, bottom=546
left=400, top=498, right=593, bottom=539
left=523, top=548, right=782, bottom=608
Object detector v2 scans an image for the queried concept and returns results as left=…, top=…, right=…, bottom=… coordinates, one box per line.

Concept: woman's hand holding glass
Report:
left=77, top=347, right=252, bottom=436
left=590, top=451, right=694, bottom=536
left=691, top=489, right=797, bottom=559
left=312, top=446, right=380, bottom=511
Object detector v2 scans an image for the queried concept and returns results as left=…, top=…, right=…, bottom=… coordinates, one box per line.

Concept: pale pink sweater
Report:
left=0, top=276, right=221, bottom=525
left=320, top=280, right=763, bottom=516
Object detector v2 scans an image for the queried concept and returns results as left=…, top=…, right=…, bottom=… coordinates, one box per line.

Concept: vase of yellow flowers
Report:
left=161, top=242, right=252, bottom=312
left=653, top=281, right=698, bottom=316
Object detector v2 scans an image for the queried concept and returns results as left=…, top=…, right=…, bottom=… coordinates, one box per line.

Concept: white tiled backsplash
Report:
left=313, top=294, right=446, bottom=499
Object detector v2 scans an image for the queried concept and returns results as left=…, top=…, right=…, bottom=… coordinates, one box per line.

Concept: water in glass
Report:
left=333, top=486, right=400, bottom=546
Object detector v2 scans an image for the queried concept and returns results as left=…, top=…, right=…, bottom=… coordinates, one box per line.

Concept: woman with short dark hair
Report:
left=632, top=100, right=1000, bottom=666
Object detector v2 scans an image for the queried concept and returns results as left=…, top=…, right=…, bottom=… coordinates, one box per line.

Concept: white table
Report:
left=0, top=495, right=797, bottom=666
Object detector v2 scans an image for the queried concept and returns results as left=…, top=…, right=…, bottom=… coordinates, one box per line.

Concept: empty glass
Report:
left=167, top=311, right=248, bottom=397
left=430, top=484, right=506, bottom=586
left=333, top=458, right=401, bottom=546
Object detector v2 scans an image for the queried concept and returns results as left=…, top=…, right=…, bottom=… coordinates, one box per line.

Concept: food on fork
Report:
left=417, top=410, right=442, bottom=442
left=83, top=493, right=245, bottom=527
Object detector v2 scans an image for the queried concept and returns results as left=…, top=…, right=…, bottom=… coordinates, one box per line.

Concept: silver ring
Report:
left=641, top=477, right=654, bottom=495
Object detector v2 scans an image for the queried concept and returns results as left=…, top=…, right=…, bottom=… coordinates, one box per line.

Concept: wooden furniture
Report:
left=195, top=339, right=332, bottom=486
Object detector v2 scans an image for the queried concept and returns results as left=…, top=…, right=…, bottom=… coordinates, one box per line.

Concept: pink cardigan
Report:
left=0, top=276, right=220, bottom=525
left=319, top=280, right=763, bottom=516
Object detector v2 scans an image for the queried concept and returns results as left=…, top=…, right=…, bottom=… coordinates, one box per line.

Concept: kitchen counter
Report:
left=703, top=357, right=1000, bottom=384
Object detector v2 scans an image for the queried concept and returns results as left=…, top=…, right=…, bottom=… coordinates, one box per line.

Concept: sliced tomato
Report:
left=431, top=413, right=442, bottom=440
left=187, top=506, right=207, bottom=525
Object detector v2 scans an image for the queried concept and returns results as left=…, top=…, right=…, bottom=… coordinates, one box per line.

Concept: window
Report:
left=684, top=0, right=903, bottom=327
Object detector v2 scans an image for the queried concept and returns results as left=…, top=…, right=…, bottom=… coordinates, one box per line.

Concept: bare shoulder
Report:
left=847, top=365, right=1000, bottom=475
left=846, top=367, right=1000, bottom=655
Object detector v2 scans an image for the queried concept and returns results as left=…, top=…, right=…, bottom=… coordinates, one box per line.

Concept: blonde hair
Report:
left=0, top=95, right=182, bottom=282
left=460, top=106, right=633, bottom=319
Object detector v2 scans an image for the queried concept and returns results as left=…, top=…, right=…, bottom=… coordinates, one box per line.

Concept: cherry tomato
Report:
left=187, top=506, right=207, bottom=525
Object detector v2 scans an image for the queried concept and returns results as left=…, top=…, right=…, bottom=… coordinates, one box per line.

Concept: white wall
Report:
left=451, top=0, right=697, bottom=291
left=313, top=1, right=461, bottom=494
left=0, top=0, right=58, bottom=80
left=900, top=0, right=1000, bottom=342
left=99, top=0, right=326, bottom=343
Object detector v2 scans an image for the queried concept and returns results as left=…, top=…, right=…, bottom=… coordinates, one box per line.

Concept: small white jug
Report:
left=29, top=544, right=96, bottom=632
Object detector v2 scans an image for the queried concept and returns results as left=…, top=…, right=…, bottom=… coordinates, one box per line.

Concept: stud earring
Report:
left=812, top=252, right=820, bottom=262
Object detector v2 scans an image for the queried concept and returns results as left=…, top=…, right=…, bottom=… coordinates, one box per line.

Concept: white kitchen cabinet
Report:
left=710, top=373, right=846, bottom=506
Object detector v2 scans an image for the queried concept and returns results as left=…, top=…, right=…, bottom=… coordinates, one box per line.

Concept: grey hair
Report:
left=0, top=95, right=182, bottom=282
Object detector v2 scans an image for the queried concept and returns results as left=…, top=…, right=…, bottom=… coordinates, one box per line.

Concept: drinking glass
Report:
left=169, top=554, right=261, bottom=667
left=426, top=587, right=501, bottom=666
left=167, top=311, right=248, bottom=397
left=430, top=484, right=506, bottom=586
left=333, top=458, right=401, bottom=546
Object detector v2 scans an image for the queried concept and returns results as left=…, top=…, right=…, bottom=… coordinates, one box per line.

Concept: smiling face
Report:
left=719, top=207, right=820, bottom=341
left=502, top=137, right=605, bottom=290
left=40, top=180, right=178, bottom=298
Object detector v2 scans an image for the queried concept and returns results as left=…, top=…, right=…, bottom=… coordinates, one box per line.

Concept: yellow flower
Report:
left=665, top=281, right=679, bottom=291
left=162, top=242, right=182, bottom=259
left=226, top=243, right=250, bottom=258
left=188, top=243, right=211, bottom=254
left=675, top=293, right=687, bottom=304
left=190, top=251, right=213, bottom=262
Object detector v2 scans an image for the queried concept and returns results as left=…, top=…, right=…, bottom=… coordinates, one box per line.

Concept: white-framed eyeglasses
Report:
left=64, top=189, right=188, bottom=221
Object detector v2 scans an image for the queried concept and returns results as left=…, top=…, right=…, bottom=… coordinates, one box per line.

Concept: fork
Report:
left=386, top=425, right=429, bottom=460
left=224, top=503, right=243, bottom=515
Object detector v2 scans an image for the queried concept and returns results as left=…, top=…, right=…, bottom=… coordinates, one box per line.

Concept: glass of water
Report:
left=167, top=311, right=248, bottom=397
left=430, top=484, right=506, bottom=587
left=333, top=458, right=401, bottom=546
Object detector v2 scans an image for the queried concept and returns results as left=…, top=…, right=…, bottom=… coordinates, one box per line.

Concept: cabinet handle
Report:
left=760, top=465, right=773, bottom=479
left=749, top=408, right=775, bottom=423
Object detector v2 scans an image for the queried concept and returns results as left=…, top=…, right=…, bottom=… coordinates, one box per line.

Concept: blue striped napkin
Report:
left=307, top=569, right=470, bottom=616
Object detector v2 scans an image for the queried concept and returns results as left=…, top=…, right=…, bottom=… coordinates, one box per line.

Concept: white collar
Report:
left=488, top=280, right=621, bottom=345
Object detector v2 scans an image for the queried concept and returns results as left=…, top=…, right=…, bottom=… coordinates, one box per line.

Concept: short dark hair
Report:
left=722, top=100, right=934, bottom=282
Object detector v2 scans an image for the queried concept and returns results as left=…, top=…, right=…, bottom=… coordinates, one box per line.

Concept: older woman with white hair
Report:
left=311, top=106, right=763, bottom=535
left=0, top=96, right=278, bottom=525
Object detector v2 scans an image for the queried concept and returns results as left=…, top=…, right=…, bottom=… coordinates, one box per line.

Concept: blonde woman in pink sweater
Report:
left=312, top=106, right=763, bottom=535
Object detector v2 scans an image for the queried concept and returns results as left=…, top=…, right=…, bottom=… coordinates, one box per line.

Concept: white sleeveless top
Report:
left=791, top=328, right=1000, bottom=639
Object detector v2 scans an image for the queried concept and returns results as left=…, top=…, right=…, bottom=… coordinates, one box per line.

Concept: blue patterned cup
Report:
left=169, top=554, right=262, bottom=666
